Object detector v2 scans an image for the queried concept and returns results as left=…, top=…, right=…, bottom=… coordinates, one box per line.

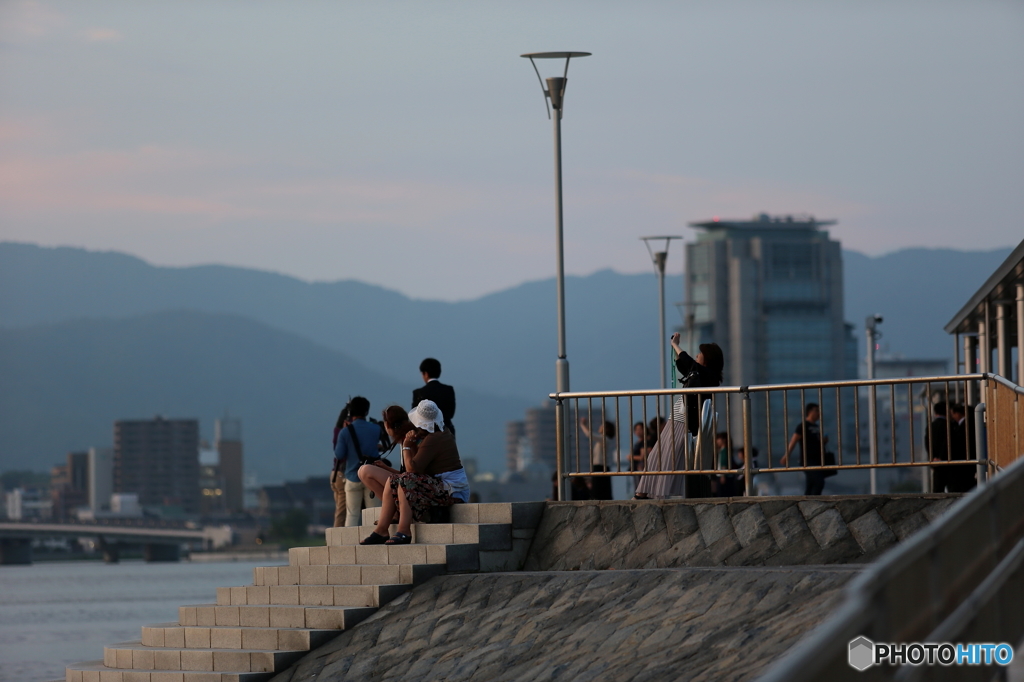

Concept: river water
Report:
left=0, top=558, right=281, bottom=682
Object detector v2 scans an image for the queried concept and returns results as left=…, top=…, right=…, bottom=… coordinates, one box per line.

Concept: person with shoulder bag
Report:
left=334, top=396, right=384, bottom=526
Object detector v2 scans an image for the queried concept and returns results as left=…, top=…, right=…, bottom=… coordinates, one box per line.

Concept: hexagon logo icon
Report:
left=848, top=636, right=875, bottom=671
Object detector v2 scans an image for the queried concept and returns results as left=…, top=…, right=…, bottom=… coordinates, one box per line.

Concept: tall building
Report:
left=505, top=404, right=579, bottom=475
left=684, top=214, right=856, bottom=455
left=215, top=417, right=244, bottom=512
left=50, top=451, right=89, bottom=521
left=88, top=447, right=113, bottom=512
left=505, top=421, right=527, bottom=473
left=114, top=417, right=200, bottom=514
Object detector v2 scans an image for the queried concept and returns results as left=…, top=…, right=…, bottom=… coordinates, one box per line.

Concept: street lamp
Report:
left=641, top=236, right=682, bottom=400
left=521, top=51, right=591, bottom=396
left=866, top=314, right=883, bottom=494
left=521, top=50, right=590, bottom=502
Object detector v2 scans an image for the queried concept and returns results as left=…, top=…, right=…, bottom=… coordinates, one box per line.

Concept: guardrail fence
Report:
left=550, top=373, right=1023, bottom=501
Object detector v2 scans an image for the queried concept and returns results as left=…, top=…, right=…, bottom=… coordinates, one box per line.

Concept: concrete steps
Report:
left=64, top=501, right=546, bottom=682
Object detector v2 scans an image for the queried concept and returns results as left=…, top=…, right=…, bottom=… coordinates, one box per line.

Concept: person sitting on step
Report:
left=357, top=405, right=415, bottom=498
left=360, top=400, right=469, bottom=545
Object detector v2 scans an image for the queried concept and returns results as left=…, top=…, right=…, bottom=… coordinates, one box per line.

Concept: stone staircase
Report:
left=62, top=502, right=544, bottom=682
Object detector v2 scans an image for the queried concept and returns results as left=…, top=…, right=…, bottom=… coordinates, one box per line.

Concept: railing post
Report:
left=742, top=392, right=753, bottom=497
left=555, top=397, right=566, bottom=501
left=976, top=402, right=987, bottom=485
left=868, top=383, right=879, bottom=494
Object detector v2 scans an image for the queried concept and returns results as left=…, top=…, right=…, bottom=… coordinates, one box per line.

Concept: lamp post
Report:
left=641, top=236, right=682, bottom=412
left=866, top=314, right=882, bottom=494
left=521, top=50, right=590, bottom=502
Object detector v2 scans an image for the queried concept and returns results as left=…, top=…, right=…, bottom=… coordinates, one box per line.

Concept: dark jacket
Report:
left=675, top=352, right=721, bottom=435
left=412, top=380, right=456, bottom=435
left=926, top=416, right=951, bottom=461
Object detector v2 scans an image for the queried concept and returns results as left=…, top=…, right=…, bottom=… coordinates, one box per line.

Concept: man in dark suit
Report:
left=412, top=358, right=456, bottom=437
left=946, top=403, right=978, bottom=493
left=926, top=402, right=950, bottom=492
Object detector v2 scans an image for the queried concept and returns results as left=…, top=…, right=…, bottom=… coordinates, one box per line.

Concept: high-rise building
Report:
left=505, top=421, right=527, bottom=473
left=215, top=417, right=244, bottom=512
left=684, top=214, right=856, bottom=454
left=50, top=451, right=89, bottom=521
left=88, top=447, right=113, bottom=512
left=114, top=417, right=200, bottom=513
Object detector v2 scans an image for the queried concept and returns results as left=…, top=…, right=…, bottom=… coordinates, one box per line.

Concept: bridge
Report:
left=0, top=521, right=210, bottom=564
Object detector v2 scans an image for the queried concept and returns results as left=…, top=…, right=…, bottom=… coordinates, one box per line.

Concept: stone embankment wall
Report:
left=270, top=566, right=856, bottom=682
left=270, top=494, right=962, bottom=682
left=524, top=495, right=961, bottom=572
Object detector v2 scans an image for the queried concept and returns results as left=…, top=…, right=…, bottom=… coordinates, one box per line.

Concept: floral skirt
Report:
left=390, top=472, right=453, bottom=522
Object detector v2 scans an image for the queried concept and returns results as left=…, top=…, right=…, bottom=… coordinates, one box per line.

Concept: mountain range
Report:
left=0, top=241, right=1012, bottom=483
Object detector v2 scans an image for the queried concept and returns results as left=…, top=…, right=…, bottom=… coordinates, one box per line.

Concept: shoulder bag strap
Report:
left=346, top=423, right=366, bottom=461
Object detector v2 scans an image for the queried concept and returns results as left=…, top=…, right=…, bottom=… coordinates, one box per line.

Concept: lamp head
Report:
left=521, top=51, right=591, bottom=118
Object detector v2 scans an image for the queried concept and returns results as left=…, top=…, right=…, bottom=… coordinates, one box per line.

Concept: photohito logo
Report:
left=848, top=637, right=1014, bottom=670
left=848, top=637, right=875, bottom=671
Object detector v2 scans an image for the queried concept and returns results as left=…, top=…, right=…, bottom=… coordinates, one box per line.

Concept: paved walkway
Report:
left=269, top=566, right=859, bottom=682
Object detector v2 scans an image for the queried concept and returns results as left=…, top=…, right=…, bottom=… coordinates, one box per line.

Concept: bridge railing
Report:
left=754, top=455, right=1024, bottom=682
left=549, top=373, right=1022, bottom=500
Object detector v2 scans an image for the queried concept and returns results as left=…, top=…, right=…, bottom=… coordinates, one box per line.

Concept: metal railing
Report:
left=755, top=455, right=1024, bottom=682
left=550, top=373, right=1022, bottom=501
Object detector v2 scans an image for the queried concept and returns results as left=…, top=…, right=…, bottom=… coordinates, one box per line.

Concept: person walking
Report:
left=782, top=403, right=828, bottom=496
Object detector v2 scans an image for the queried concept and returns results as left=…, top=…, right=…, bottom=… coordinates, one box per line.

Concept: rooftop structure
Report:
left=946, top=238, right=1024, bottom=385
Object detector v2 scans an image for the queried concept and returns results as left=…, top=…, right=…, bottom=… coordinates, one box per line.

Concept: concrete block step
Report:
left=251, top=562, right=443, bottom=587
left=477, top=536, right=535, bottom=572
left=215, top=582, right=410, bottom=608
left=177, top=604, right=376, bottom=630
left=65, top=660, right=272, bottom=682
left=140, top=623, right=337, bottom=651
left=360, top=501, right=545, bottom=529
left=326, top=523, right=513, bottom=550
left=286, top=542, right=479, bottom=570
left=103, top=641, right=302, bottom=674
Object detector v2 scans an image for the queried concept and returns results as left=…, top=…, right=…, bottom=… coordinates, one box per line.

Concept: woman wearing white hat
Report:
left=360, top=400, right=469, bottom=545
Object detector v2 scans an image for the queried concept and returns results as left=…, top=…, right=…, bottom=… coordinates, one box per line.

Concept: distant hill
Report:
left=0, top=241, right=1012, bottom=482
left=0, top=241, right=1011, bottom=391
left=841, top=248, right=1011, bottom=365
left=0, top=242, right=679, bottom=400
left=0, top=311, right=530, bottom=481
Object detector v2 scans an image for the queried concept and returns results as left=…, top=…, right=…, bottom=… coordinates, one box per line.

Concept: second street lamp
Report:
left=641, top=235, right=682, bottom=411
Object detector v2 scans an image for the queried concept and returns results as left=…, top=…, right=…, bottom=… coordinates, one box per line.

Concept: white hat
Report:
left=410, top=400, right=444, bottom=433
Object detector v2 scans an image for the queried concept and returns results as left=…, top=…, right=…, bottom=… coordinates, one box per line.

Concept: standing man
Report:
left=926, top=402, right=950, bottom=493
left=334, top=396, right=382, bottom=526
left=782, top=403, right=828, bottom=496
left=945, top=403, right=977, bottom=493
left=330, top=404, right=350, bottom=528
left=412, top=358, right=456, bottom=437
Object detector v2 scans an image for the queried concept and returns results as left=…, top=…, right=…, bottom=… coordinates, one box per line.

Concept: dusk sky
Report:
left=1, top=1, right=1021, bottom=301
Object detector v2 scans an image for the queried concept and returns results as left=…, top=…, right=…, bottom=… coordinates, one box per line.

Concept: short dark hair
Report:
left=950, top=403, right=965, bottom=416
left=805, top=403, right=819, bottom=417
left=348, top=396, right=370, bottom=418
left=603, top=421, right=616, bottom=440
left=698, top=343, right=724, bottom=384
left=934, top=401, right=946, bottom=417
left=419, top=358, right=442, bottom=379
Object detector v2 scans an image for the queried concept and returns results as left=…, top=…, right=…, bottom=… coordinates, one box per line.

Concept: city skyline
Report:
left=1, top=1, right=1021, bottom=301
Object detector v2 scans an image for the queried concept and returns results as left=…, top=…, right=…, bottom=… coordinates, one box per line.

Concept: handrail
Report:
left=550, top=373, right=987, bottom=400
left=549, top=372, right=1021, bottom=499
left=756, top=455, right=1024, bottom=681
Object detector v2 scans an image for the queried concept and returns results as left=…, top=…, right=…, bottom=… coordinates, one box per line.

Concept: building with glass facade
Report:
left=682, top=214, right=857, bottom=463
